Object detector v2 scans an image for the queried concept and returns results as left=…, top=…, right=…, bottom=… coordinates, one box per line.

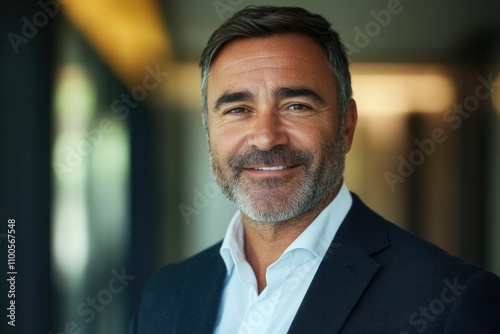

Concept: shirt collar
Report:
left=219, top=183, right=353, bottom=274
left=220, top=210, right=246, bottom=275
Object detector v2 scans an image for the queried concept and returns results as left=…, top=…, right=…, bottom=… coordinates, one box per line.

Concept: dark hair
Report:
left=199, top=5, right=352, bottom=129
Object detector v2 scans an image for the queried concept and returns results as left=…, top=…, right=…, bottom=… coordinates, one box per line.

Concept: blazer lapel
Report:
left=288, top=194, right=389, bottom=333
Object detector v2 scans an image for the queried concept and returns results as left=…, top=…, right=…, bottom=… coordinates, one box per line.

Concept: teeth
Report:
left=253, top=166, right=288, bottom=171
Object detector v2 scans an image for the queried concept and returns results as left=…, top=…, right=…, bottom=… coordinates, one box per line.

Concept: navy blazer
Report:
left=132, top=194, right=500, bottom=333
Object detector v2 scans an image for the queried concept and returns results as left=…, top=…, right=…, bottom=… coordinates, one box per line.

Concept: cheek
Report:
left=287, top=122, right=337, bottom=151
left=209, top=125, right=245, bottom=159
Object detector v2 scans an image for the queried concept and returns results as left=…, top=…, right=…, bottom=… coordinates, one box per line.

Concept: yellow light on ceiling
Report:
left=351, top=63, right=455, bottom=115
left=62, top=0, right=173, bottom=88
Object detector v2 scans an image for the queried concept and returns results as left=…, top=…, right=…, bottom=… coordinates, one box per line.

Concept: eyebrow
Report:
left=272, top=87, right=326, bottom=105
left=212, top=86, right=326, bottom=112
left=214, top=91, right=254, bottom=111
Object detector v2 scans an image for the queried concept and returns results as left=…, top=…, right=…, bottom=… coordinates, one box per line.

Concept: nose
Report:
left=247, top=109, right=289, bottom=151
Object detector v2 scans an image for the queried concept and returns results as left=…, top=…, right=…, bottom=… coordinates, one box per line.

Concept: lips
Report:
left=228, top=147, right=311, bottom=174
left=251, top=165, right=290, bottom=171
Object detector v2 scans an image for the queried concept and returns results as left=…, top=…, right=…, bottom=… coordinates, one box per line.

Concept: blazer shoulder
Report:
left=145, top=241, right=224, bottom=293
left=384, top=219, right=481, bottom=274
left=348, top=193, right=484, bottom=275
left=444, top=268, right=500, bottom=332
left=135, top=242, right=226, bottom=333
left=329, top=194, right=500, bottom=333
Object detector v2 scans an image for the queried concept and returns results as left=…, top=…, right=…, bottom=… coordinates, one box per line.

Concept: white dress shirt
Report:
left=214, top=183, right=353, bottom=334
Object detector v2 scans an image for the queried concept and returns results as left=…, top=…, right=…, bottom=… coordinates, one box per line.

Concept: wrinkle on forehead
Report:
left=207, top=34, right=337, bottom=109
left=211, top=34, right=330, bottom=74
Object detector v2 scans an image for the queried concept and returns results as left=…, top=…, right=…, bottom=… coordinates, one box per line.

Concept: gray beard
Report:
left=209, top=134, right=345, bottom=223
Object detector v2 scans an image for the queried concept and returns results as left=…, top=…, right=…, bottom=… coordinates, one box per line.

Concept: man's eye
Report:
left=288, top=104, right=309, bottom=111
left=226, top=108, right=247, bottom=114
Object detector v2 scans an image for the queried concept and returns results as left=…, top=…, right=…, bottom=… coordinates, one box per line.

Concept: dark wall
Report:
left=1, top=0, right=54, bottom=333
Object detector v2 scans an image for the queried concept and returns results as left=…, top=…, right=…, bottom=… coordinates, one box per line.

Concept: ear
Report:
left=343, top=99, right=358, bottom=153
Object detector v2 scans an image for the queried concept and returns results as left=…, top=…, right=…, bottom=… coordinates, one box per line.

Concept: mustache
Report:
left=228, top=146, right=312, bottom=170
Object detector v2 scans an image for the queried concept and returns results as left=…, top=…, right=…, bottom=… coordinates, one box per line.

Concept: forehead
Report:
left=207, top=34, right=336, bottom=100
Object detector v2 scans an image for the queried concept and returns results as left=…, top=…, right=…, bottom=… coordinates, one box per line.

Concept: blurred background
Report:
left=1, top=0, right=499, bottom=333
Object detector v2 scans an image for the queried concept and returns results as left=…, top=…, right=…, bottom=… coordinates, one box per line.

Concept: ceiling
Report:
left=161, top=0, right=500, bottom=63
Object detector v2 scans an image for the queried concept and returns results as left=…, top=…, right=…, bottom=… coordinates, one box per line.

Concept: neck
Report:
left=242, top=184, right=341, bottom=293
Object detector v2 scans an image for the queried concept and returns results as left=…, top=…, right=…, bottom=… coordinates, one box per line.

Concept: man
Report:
left=133, top=6, right=500, bottom=333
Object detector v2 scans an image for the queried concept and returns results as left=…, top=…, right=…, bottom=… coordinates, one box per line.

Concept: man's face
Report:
left=206, top=34, right=356, bottom=223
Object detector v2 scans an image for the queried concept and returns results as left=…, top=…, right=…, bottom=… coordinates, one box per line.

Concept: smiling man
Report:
left=133, top=6, right=500, bottom=334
